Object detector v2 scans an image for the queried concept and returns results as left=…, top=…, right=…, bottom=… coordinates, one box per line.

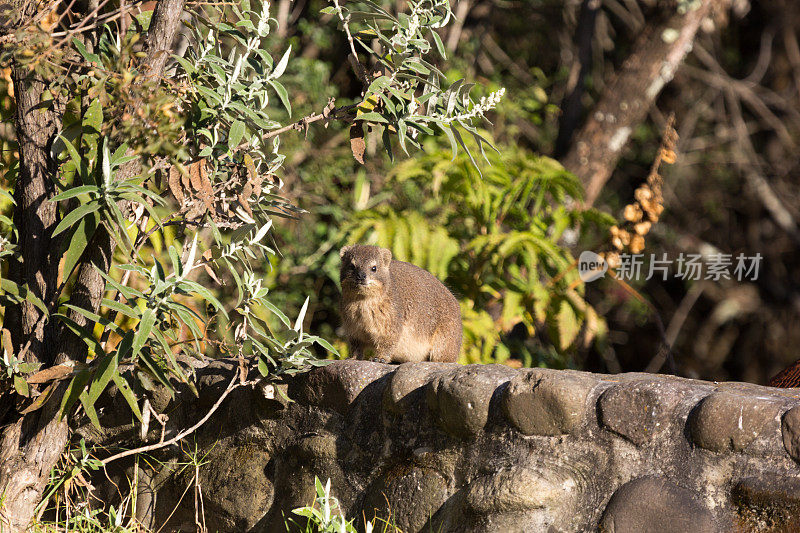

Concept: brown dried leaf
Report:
left=180, top=165, right=192, bottom=191
left=252, top=174, right=263, bottom=197
left=241, top=182, right=253, bottom=202
left=623, top=204, right=642, bottom=222
left=188, top=160, right=203, bottom=191
left=168, top=165, right=184, bottom=204
left=350, top=122, right=365, bottom=165
left=186, top=202, right=206, bottom=221
left=20, top=381, right=59, bottom=415
left=1, top=328, right=11, bottom=359
left=244, top=154, right=258, bottom=182
left=634, top=221, right=652, bottom=235
left=199, top=157, right=208, bottom=181
left=630, top=235, right=645, bottom=254
left=27, top=364, right=74, bottom=384
left=192, top=159, right=215, bottom=211
left=203, top=263, right=222, bottom=285
left=605, top=252, right=621, bottom=269
left=238, top=193, right=254, bottom=218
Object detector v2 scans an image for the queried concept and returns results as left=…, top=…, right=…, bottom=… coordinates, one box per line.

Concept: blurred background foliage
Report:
left=255, top=0, right=800, bottom=382
left=3, top=0, right=798, bottom=383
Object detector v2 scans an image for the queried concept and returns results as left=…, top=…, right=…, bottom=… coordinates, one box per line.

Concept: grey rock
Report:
left=427, top=364, right=515, bottom=438
left=199, top=443, right=274, bottom=530
left=361, top=466, right=450, bottom=532
left=384, top=361, right=456, bottom=414
left=79, top=358, right=800, bottom=533
left=598, top=379, right=693, bottom=445
left=689, top=391, right=784, bottom=453
left=292, top=359, right=394, bottom=414
left=781, top=405, right=800, bottom=463
left=464, top=467, right=576, bottom=514
left=503, top=368, right=601, bottom=436
left=599, top=476, right=721, bottom=533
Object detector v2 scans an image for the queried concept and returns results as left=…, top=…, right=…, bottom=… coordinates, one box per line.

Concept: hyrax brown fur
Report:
left=339, top=245, right=462, bottom=363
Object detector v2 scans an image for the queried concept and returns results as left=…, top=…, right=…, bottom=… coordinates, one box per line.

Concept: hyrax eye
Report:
left=371, top=265, right=377, bottom=272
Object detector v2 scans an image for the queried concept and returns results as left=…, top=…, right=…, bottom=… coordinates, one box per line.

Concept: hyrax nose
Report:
left=356, top=271, right=367, bottom=283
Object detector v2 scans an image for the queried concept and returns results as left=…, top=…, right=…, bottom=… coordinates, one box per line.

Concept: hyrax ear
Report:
left=380, top=247, right=392, bottom=265
left=340, top=245, right=353, bottom=259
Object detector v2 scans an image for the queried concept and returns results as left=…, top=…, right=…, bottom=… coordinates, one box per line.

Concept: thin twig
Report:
left=645, top=282, right=704, bottom=373
left=481, top=32, right=535, bottom=85
left=608, top=270, right=676, bottom=375
left=690, top=45, right=799, bottom=147
left=724, top=87, right=800, bottom=244
left=237, top=99, right=357, bottom=151
left=154, top=472, right=195, bottom=533
left=332, top=0, right=369, bottom=83
left=783, top=21, right=800, bottom=103
left=46, top=0, right=115, bottom=55
left=101, top=372, right=241, bottom=466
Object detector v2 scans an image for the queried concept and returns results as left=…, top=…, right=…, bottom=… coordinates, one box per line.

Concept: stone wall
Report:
left=89, top=359, right=800, bottom=532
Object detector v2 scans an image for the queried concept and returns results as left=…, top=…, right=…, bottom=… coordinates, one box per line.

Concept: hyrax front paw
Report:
left=369, top=355, right=391, bottom=364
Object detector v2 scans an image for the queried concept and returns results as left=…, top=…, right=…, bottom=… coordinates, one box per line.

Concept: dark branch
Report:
left=562, top=0, right=728, bottom=207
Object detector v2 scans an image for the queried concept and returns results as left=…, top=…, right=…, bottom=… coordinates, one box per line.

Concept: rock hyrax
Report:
left=339, top=244, right=462, bottom=363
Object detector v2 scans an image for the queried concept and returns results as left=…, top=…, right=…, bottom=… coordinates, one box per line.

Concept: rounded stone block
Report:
left=383, top=361, right=456, bottom=414
left=294, top=433, right=338, bottom=461
left=201, top=444, right=274, bottom=530
left=599, top=476, right=720, bottom=533
left=465, top=467, right=577, bottom=514
left=502, top=369, right=601, bottom=436
left=781, top=406, right=800, bottom=463
left=427, top=364, right=515, bottom=438
left=732, top=475, right=800, bottom=531
left=598, top=379, right=693, bottom=445
left=292, top=359, right=394, bottom=414
left=689, top=391, right=784, bottom=453
left=361, top=466, right=449, bottom=532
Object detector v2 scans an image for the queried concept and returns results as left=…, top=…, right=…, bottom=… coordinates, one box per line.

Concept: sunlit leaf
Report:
left=132, top=308, right=157, bottom=359
left=228, top=120, right=246, bottom=151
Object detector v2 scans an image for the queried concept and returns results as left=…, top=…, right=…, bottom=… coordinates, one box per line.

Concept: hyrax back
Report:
left=339, top=245, right=462, bottom=363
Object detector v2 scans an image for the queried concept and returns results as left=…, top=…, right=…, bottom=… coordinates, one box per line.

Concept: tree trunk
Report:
left=4, top=63, right=64, bottom=366
left=0, top=388, right=68, bottom=531
left=0, top=57, right=67, bottom=532
left=562, top=0, right=728, bottom=207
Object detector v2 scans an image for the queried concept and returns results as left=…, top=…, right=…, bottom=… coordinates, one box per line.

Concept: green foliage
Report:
left=287, top=477, right=364, bottom=533
left=331, top=0, right=504, bottom=162
left=66, top=25, right=184, bottom=157
left=1, top=0, right=502, bottom=461
left=31, top=439, right=110, bottom=531
left=177, top=1, right=292, bottom=161
left=287, top=476, right=405, bottom=533
left=33, top=2, right=343, bottom=427
left=288, top=477, right=357, bottom=532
